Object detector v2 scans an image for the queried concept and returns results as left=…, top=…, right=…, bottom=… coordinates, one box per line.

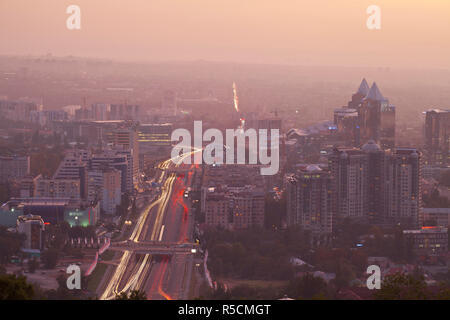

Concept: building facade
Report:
left=17, top=214, right=45, bottom=252
left=0, top=156, right=30, bottom=183
left=424, top=109, right=450, bottom=165
left=329, top=142, right=421, bottom=228
left=286, top=165, right=333, bottom=244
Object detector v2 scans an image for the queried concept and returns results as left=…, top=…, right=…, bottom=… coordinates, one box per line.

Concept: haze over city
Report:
left=0, top=0, right=449, bottom=305
left=1, top=0, right=450, bottom=69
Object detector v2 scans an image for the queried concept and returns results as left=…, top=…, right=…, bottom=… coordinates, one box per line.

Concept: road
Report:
left=99, top=150, right=200, bottom=300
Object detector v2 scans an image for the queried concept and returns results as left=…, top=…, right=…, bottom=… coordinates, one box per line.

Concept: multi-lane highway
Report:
left=99, top=151, right=200, bottom=300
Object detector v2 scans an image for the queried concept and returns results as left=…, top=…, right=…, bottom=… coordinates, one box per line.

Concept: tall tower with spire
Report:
left=359, top=82, right=396, bottom=149
left=348, top=78, right=370, bottom=108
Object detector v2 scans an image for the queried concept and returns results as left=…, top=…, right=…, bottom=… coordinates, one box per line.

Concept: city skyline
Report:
left=0, top=1, right=449, bottom=304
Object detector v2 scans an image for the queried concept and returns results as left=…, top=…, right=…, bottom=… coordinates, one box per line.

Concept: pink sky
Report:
left=1, top=0, right=450, bottom=68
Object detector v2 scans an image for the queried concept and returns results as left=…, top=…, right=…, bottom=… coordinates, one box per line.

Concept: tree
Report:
left=46, top=275, right=74, bottom=300
left=374, top=273, right=430, bottom=300
left=41, top=248, right=59, bottom=269
left=287, top=273, right=329, bottom=299
left=28, top=258, right=39, bottom=273
left=0, top=274, right=35, bottom=300
left=333, top=261, right=356, bottom=289
left=115, top=290, right=147, bottom=300
left=46, top=222, right=70, bottom=250
left=0, top=227, right=24, bottom=265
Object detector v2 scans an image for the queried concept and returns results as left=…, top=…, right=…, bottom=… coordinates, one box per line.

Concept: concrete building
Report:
left=333, top=108, right=360, bottom=147
left=286, top=165, right=333, bottom=243
left=0, top=98, right=42, bottom=122
left=91, top=103, right=110, bottom=121
left=101, top=168, right=121, bottom=214
left=0, top=156, right=30, bottom=183
left=30, top=109, right=68, bottom=126
left=329, top=147, right=368, bottom=222
left=338, top=79, right=395, bottom=149
left=204, top=187, right=265, bottom=230
left=422, top=208, right=450, bottom=228
left=424, top=109, right=450, bottom=165
left=204, top=193, right=230, bottom=228
left=384, top=148, right=422, bottom=228
left=17, top=214, right=45, bottom=253
left=329, top=142, right=421, bottom=228
left=358, top=82, right=396, bottom=149
left=89, top=151, right=129, bottom=193
left=202, top=165, right=265, bottom=230
left=1, top=198, right=99, bottom=226
left=109, top=104, right=140, bottom=120
left=53, top=150, right=89, bottom=199
left=108, top=127, right=140, bottom=188
left=34, top=175, right=81, bottom=200
left=138, top=123, right=172, bottom=153
left=403, top=227, right=448, bottom=256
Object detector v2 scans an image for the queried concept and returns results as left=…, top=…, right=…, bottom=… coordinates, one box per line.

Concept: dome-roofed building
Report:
left=362, top=140, right=381, bottom=153
left=305, top=164, right=322, bottom=172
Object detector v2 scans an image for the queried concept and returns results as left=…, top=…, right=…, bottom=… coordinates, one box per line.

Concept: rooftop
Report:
left=365, top=82, right=387, bottom=102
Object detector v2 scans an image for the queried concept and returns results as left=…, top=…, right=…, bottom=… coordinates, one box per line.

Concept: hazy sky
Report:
left=1, top=0, right=450, bottom=69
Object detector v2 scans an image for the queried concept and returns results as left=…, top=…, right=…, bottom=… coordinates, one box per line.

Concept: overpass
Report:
left=108, top=240, right=197, bottom=255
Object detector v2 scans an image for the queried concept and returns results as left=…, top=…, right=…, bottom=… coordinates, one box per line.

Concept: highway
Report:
left=99, top=150, right=200, bottom=300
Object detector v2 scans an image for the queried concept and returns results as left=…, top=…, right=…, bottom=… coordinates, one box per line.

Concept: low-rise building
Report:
left=17, top=214, right=45, bottom=253
left=403, top=227, right=448, bottom=256
left=422, top=208, right=450, bottom=228
left=0, top=198, right=99, bottom=227
left=0, top=156, right=30, bottom=183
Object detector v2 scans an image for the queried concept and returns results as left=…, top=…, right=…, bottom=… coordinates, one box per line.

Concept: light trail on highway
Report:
left=99, top=148, right=201, bottom=300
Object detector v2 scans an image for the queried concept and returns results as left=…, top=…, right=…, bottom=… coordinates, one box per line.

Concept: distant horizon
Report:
left=2, top=1, right=450, bottom=70
left=2, top=53, right=450, bottom=73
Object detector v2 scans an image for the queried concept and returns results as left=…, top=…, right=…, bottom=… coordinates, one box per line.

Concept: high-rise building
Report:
left=91, top=103, right=110, bottom=121
left=286, top=165, right=333, bottom=244
left=101, top=168, right=122, bottom=215
left=362, top=141, right=386, bottom=224
left=348, top=78, right=370, bottom=108
left=138, top=123, right=173, bottom=153
left=108, top=127, right=140, bottom=188
left=329, top=142, right=421, bottom=228
left=424, top=109, right=450, bottom=165
left=89, top=151, right=129, bottom=193
left=403, top=227, right=448, bottom=256
left=0, top=99, right=42, bottom=122
left=340, top=79, right=396, bottom=149
left=329, top=147, right=368, bottom=222
left=110, top=104, right=140, bottom=120
left=53, top=150, right=89, bottom=199
left=358, top=82, right=396, bottom=149
left=384, top=148, right=422, bottom=228
left=333, top=108, right=360, bottom=146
